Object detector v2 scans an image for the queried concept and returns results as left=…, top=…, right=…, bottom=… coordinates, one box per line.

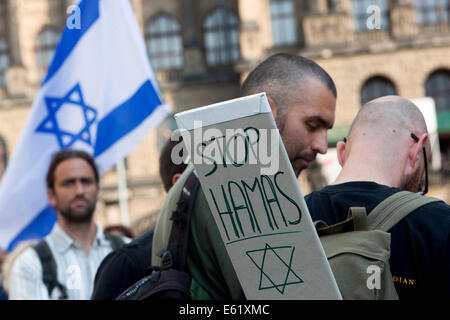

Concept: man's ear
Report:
left=267, top=96, right=278, bottom=119
left=407, top=133, right=428, bottom=173
left=47, top=188, right=57, bottom=207
left=336, top=141, right=346, bottom=167
left=172, top=173, right=182, bottom=187
left=419, top=133, right=430, bottom=160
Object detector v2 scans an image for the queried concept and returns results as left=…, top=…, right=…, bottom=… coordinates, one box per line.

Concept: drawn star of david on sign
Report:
left=246, top=243, right=303, bottom=294
left=35, top=83, right=97, bottom=149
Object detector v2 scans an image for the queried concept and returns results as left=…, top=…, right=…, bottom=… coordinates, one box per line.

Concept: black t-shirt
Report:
left=305, top=182, right=450, bottom=300
left=91, top=229, right=154, bottom=300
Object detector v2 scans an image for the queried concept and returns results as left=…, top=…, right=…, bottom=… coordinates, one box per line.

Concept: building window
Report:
left=361, top=76, right=397, bottom=105
left=327, top=0, right=343, bottom=12
left=204, top=7, right=240, bottom=66
left=0, top=38, right=9, bottom=88
left=0, top=136, right=7, bottom=177
left=351, top=0, right=389, bottom=32
left=270, top=0, right=297, bottom=47
left=426, top=69, right=450, bottom=113
left=415, top=0, right=449, bottom=25
left=146, top=14, right=183, bottom=71
left=36, top=27, right=60, bottom=82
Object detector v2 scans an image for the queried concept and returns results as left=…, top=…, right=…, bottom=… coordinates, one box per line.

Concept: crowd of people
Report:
left=0, top=53, right=448, bottom=300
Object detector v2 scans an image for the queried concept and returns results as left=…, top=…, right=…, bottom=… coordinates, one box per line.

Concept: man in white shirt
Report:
left=9, top=149, right=128, bottom=299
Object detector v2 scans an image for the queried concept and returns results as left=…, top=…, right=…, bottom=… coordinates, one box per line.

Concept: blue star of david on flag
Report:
left=35, top=83, right=97, bottom=149
left=0, top=0, right=171, bottom=252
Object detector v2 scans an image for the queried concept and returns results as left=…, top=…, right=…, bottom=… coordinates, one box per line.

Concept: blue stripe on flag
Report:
left=94, top=79, right=163, bottom=157
left=7, top=206, right=57, bottom=251
left=42, top=0, right=100, bottom=86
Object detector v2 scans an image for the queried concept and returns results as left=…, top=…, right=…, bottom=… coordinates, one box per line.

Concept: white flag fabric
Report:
left=0, top=0, right=170, bottom=251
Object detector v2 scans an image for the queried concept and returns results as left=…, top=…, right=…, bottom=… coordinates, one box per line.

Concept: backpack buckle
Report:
left=159, top=250, right=174, bottom=270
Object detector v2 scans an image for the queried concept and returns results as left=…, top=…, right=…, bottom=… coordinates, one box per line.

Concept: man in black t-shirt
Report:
left=91, top=135, right=188, bottom=300
left=305, top=96, right=449, bottom=300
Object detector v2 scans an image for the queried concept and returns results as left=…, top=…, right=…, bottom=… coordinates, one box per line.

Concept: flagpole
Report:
left=116, top=158, right=130, bottom=226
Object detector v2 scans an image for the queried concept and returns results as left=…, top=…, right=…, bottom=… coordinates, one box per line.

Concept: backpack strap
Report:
left=367, top=191, right=441, bottom=232
left=104, top=232, right=125, bottom=250
left=349, top=207, right=368, bottom=231
left=160, top=170, right=200, bottom=272
left=316, top=206, right=368, bottom=235
left=33, top=239, right=68, bottom=299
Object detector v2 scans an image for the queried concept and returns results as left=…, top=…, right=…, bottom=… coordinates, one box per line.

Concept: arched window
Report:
left=351, top=0, right=389, bottom=32
left=361, top=76, right=397, bottom=106
left=146, top=14, right=183, bottom=71
left=270, top=0, right=297, bottom=47
left=36, top=27, right=60, bottom=82
left=414, top=0, right=449, bottom=25
left=204, top=7, right=240, bottom=66
left=0, top=38, right=9, bottom=88
left=425, top=69, right=450, bottom=113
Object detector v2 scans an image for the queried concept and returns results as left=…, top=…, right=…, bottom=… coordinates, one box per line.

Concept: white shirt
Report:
left=8, top=223, right=128, bottom=300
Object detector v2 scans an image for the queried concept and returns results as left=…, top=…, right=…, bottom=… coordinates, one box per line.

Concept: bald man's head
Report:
left=347, top=96, right=428, bottom=150
left=336, top=95, right=430, bottom=193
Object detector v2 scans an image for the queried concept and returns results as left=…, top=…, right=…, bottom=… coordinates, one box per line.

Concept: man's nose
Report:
left=312, top=130, right=328, bottom=155
left=74, top=180, right=85, bottom=194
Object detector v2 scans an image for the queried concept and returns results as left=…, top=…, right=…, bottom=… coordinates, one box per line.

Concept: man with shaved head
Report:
left=306, top=96, right=450, bottom=300
left=151, top=53, right=338, bottom=299
left=241, top=53, right=336, bottom=176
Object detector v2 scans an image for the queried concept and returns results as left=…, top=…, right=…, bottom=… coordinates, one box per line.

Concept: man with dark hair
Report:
left=46, top=149, right=99, bottom=192
left=241, top=53, right=336, bottom=176
left=9, top=149, right=127, bottom=299
left=159, top=133, right=188, bottom=192
left=305, top=96, right=450, bottom=299
left=151, top=53, right=338, bottom=299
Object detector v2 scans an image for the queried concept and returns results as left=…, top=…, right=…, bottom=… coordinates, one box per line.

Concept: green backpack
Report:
left=315, top=191, right=440, bottom=300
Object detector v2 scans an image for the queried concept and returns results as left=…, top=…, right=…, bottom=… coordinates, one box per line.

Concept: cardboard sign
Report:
left=175, top=93, right=341, bottom=300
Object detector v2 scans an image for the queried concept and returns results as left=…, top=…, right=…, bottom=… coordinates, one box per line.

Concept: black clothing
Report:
left=305, top=182, right=450, bottom=300
left=91, top=229, right=154, bottom=300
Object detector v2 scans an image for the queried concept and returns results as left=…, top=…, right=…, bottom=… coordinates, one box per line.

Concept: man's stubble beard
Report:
left=401, top=166, right=422, bottom=194
left=57, top=196, right=96, bottom=223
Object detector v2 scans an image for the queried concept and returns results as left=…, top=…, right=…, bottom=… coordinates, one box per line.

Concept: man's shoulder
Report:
left=96, top=240, right=148, bottom=277
left=306, top=182, right=402, bottom=204
left=417, top=197, right=450, bottom=212
left=402, top=198, right=450, bottom=233
left=121, top=229, right=154, bottom=260
left=305, top=182, right=412, bottom=223
left=10, top=245, right=41, bottom=274
left=92, top=231, right=154, bottom=300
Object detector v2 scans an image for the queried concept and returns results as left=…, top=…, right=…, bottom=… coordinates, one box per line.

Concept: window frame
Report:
left=35, top=27, right=60, bottom=82
left=361, top=75, right=397, bottom=106
left=203, top=6, right=241, bottom=67
left=414, top=0, right=450, bottom=25
left=0, top=38, right=9, bottom=88
left=425, top=69, right=450, bottom=113
left=269, top=0, right=298, bottom=47
left=145, top=13, right=184, bottom=72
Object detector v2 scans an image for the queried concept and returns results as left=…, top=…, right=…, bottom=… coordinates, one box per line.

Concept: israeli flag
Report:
left=0, top=0, right=170, bottom=251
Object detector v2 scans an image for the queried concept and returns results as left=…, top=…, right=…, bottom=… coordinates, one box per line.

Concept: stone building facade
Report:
left=0, top=0, right=449, bottom=235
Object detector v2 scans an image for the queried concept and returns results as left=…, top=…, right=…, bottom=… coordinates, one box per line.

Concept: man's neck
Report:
left=332, top=158, right=400, bottom=188
left=58, top=218, right=97, bottom=257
